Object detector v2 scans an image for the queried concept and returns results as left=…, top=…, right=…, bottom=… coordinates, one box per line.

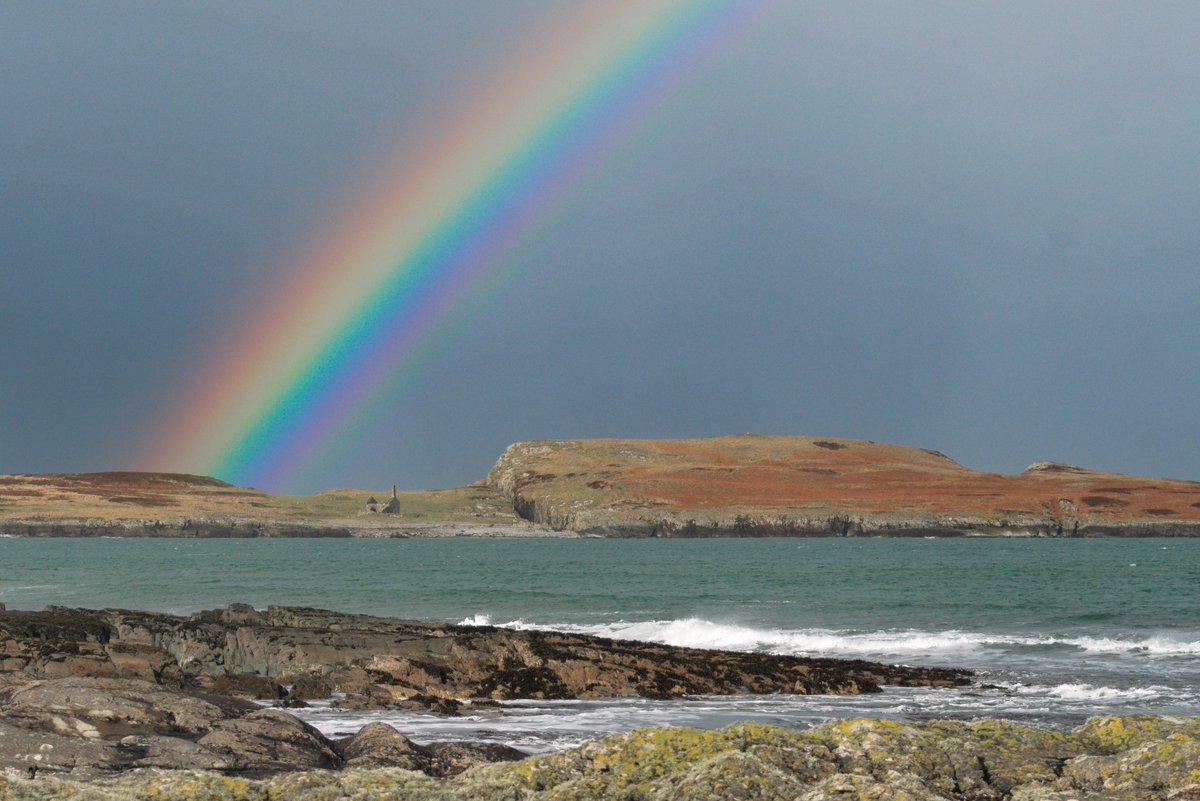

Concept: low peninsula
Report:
left=3, top=435, right=1200, bottom=537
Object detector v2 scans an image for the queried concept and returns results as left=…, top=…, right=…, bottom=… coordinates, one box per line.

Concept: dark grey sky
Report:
left=2, top=2, right=1198, bottom=493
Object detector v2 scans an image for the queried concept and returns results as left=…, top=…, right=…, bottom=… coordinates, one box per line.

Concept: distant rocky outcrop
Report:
left=485, top=435, right=1200, bottom=536
left=5, top=715, right=1200, bottom=799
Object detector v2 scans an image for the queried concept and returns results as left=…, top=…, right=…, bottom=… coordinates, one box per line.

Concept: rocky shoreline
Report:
left=565, top=517, right=1200, bottom=539
left=7, top=515, right=1200, bottom=539
left=0, top=518, right=566, bottom=538
left=2, top=605, right=1197, bottom=799
left=0, top=604, right=967, bottom=781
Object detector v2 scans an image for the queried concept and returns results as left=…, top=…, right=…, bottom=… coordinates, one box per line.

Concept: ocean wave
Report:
left=1062, top=636, right=1200, bottom=656
left=458, top=616, right=1026, bottom=657
left=1013, top=683, right=1169, bottom=701
left=456, top=615, right=1200, bottom=659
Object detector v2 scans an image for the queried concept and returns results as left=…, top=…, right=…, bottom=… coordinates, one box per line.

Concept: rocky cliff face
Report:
left=485, top=436, right=1200, bottom=536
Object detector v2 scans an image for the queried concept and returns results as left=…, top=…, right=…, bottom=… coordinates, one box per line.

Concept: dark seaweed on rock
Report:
left=0, top=604, right=969, bottom=712
left=0, top=603, right=973, bottom=784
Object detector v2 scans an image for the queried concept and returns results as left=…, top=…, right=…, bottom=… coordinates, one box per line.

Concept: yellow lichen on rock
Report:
left=1072, top=714, right=1200, bottom=754
left=4, top=717, right=1200, bottom=801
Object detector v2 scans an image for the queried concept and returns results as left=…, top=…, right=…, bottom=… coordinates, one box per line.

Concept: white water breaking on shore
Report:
left=458, top=614, right=1200, bottom=660
left=290, top=680, right=1200, bottom=754
left=274, top=614, right=1200, bottom=753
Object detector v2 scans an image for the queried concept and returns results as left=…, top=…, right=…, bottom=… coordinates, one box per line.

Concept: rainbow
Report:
left=141, top=0, right=763, bottom=491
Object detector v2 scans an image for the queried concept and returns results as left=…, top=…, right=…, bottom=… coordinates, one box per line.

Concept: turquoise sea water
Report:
left=2, top=537, right=1198, bottom=751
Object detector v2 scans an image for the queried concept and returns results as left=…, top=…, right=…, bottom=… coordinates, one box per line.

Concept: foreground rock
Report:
left=0, top=674, right=522, bottom=781
left=0, top=604, right=969, bottom=711
left=336, top=722, right=525, bottom=777
left=4, top=716, right=1199, bottom=800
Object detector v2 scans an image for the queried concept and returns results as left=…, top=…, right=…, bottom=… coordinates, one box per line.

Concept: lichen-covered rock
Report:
left=1064, top=736, right=1200, bottom=797
left=961, top=719, right=1074, bottom=794
left=2, top=716, right=1199, bottom=801
left=799, top=771, right=951, bottom=801
left=799, top=716, right=1079, bottom=798
left=652, top=750, right=808, bottom=801
left=1071, top=715, right=1200, bottom=753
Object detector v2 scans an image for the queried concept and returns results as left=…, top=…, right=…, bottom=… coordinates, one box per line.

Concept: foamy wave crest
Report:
left=458, top=614, right=542, bottom=630
left=1064, top=636, right=1200, bottom=656
left=580, top=620, right=1048, bottom=658
left=459, top=616, right=1027, bottom=658
left=1015, top=683, right=1169, bottom=701
left=456, top=616, right=1200, bottom=661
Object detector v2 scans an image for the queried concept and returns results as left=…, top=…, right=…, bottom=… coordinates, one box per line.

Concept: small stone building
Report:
left=366, top=486, right=400, bottom=514
left=382, top=486, right=401, bottom=514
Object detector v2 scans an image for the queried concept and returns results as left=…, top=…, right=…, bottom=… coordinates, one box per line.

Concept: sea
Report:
left=1, top=537, right=1197, bottom=754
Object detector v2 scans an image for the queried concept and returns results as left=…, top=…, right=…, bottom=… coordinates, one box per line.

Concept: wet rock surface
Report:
left=3, top=716, right=1199, bottom=799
